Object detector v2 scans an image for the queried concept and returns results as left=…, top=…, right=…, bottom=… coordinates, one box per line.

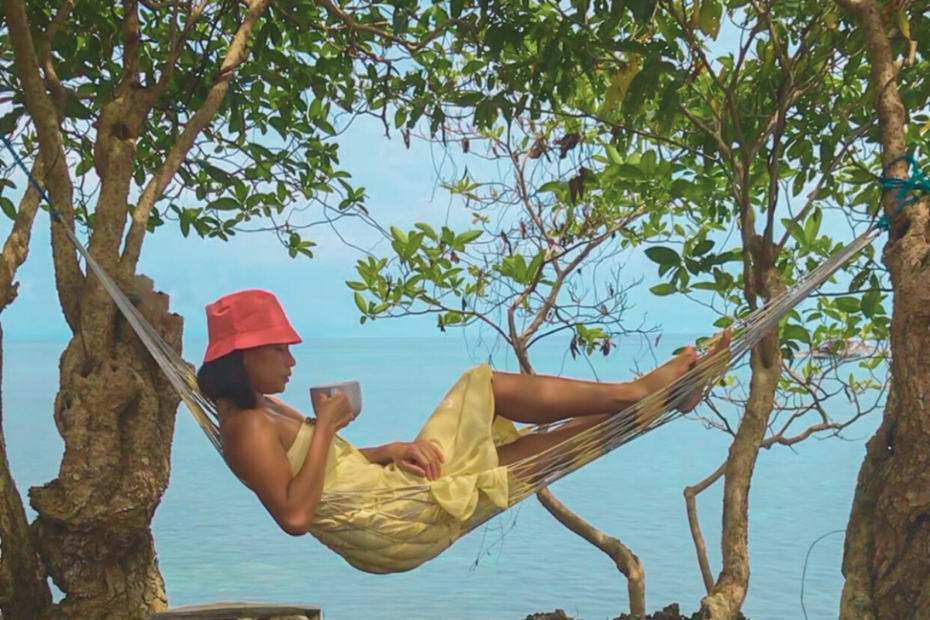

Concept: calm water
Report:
left=4, top=335, right=880, bottom=620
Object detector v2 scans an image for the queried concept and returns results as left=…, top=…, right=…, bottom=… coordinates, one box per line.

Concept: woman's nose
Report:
left=286, top=352, right=296, bottom=367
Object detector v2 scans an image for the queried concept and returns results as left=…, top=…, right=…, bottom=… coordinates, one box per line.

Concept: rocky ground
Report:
left=520, top=604, right=750, bottom=620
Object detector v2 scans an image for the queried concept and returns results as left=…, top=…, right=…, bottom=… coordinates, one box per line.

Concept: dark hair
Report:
left=197, top=350, right=257, bottom=409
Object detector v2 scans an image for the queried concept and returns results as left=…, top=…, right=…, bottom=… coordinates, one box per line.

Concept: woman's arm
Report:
left=358, top=442, right=401, bottom=465
left=224, top=412, right=338, bottom=536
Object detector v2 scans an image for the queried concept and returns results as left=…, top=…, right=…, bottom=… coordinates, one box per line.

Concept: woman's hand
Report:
left=314, top=391, right=355, bottom=434
left=391, top=440, right=445, bottom=481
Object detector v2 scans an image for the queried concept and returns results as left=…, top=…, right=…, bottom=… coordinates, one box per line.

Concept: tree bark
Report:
left=839, top=196, right=930, bottom=620
left=0, top=324, right=53, bottom=620
left=2, top=0, right=84, bottom=331
left=1, top=1, right=274, bottom=618
left=832, top=0, right=930, bottom=617
left=27, top=278, right=183, bottom=620
left=697, top=269, right=785, bottom=620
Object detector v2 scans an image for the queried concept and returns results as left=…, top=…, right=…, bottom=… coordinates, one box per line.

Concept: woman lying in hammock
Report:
left=197, top=289, right=731, bottom=573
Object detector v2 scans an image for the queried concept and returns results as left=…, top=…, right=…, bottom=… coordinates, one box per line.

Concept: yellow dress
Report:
left=286, top=363, right=525, bottom=574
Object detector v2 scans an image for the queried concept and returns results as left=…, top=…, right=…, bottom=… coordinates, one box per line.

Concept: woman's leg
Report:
left=496, top=413, right=610, bottom=468
left=495, top=329, right=733, bottom=470
left=491, top=349, right=696, bottom=425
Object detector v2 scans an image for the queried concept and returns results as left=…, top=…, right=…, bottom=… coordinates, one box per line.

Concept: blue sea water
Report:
left=3, top=334, right=880, bottom=620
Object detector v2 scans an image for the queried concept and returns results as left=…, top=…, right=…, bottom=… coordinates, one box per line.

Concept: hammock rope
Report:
left=0, top=135, right=896, bottom=543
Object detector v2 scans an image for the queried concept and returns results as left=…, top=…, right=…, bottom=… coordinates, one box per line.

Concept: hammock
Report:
left=2, top=136, right=884, bottom=572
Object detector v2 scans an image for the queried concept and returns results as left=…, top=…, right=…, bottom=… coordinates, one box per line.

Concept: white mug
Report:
left=310, top=380, right=362, bottom=418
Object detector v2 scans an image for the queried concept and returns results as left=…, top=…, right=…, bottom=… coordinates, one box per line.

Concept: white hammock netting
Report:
left=61, top=209, right=880, bottom=540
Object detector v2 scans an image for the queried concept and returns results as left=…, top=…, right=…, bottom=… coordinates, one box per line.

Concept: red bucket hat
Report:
left=203, top=289, right=302, bottom=363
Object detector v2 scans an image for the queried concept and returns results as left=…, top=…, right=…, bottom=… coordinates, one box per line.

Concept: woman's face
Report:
left=241, top=344, right=296, bottom=395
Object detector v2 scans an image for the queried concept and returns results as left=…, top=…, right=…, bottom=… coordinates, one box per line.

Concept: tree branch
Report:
left=0, top=156, right=44, bottom=311
left=513, top=206, right=647, bottom=371
left=2, top=0, right=84, bottom=331
left=121, top=0, right=273, bottom=273
left=120, top=0, right=143, bottom=92
left=315, top=0, right=467, bottom=53
left=700, top=313, right=785, bottom=619
left=154, top=0, right=213, bottom=95
left=776, top=120, right=875, bottom=254
left=537, top=463, right=646, bottom=616
left=833, top=0, right=910, bottom=221
left=37, top=0, right=76, bottom=116
left=661, top=0, right=747, bottom=158
left=684, top=461, right=727, bottom=594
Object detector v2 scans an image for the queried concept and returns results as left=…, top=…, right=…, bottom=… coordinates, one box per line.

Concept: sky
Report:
left=0, top=16, right=877, bottom=349
left=0, top=112, right=724, bottom=347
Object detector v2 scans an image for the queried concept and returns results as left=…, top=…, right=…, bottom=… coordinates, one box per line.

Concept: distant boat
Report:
left=809, top=337, right=878, bottom=359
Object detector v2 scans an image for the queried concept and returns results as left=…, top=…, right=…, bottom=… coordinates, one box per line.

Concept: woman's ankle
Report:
left=613, top=380, right=648, bottom=411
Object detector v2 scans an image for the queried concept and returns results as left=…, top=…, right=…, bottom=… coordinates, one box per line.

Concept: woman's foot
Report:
left=632, top=328, right=733, bottom=416
left=676, top=327, right=732, bottom=412
left=633, top=347, right=699, bottom=398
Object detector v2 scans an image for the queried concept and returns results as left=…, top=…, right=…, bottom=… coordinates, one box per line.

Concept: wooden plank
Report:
left=151, top=602, right=322, bottom=620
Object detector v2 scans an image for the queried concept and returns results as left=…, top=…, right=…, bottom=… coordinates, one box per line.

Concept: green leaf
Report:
left=834, top=297, right=860, bottom=313
left=415, top=222, right=438, bottom=241
left=538, top=181, right=563, bottom=193
left=347, top=281, right=367, bottom=291
left=624, top=68, right=659, bottom=117
left=640, top=150, right=657, bottom=174
left=645, top=246, right=681, bottom=266
left=0, top=197, right=15, bottom=220
left=698, top=0, right=723, bottom=38
left=650, top=283, right=677, bottom=296
left=527, top=251, right=546, bottom=281
left=714, top=315, right=735, bottom=328
left=209, top=198, right=240, bottom=211
left=454, top=230, right=483, bottom=246
left=0, top=107, right=25, bottom=135
left=861, top=290, right=882, bottom=318
left=354, top=292, right=367, bottom=314
left=804, top=208, right=822, bottom=245
left=605, top=144, right=623, bottom=165
left=390, top=226, right=408, bottom=245
left=616, top=164, right=645, bottom=180
left=692, top=239, right=714, bottom=256
left=405, top=231, right=424, bottom=258
left=627, top=0, right=657, bottom=22
left=783, top=324, right=811, bottom=345
left=849, top=269, right=870, bottom=292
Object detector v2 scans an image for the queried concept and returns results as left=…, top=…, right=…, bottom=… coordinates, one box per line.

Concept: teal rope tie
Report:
left=877, top=154, right=929, bottom=232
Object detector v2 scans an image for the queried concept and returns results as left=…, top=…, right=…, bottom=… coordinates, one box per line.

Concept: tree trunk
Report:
left=26, top=277, right=183, bottom=620
left=0, top=323, right=54, bottom=620
left=697, top=266, right=785, bottom=620
left=839, top=197, right=930, bottom=620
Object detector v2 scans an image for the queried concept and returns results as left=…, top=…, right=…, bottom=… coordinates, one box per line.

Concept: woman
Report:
left=198, top=289, right=730, bottom=573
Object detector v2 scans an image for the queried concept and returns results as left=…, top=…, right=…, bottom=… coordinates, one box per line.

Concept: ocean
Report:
left=3, top=334, right=880, bottom=620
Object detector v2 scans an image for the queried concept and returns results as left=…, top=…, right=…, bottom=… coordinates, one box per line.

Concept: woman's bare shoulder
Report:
left=221, top=409, right=279, bottom=454
left=220, top=409, right=293, bottom=494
